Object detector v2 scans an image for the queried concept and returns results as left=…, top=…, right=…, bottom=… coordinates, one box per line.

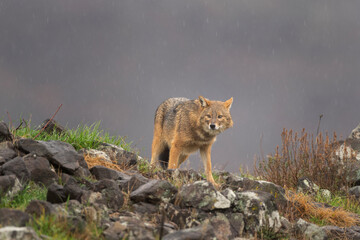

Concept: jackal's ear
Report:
left=199, top=96, right=210, bottom=107
left=224, top=97, right=233, bottom=109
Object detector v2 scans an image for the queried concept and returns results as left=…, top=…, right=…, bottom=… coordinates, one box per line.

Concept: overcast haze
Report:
left=1, top=1, right=360, bottom=172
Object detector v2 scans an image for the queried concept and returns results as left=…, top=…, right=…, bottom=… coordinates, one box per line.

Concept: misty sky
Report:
left=1, top=1, right=360, bottom=172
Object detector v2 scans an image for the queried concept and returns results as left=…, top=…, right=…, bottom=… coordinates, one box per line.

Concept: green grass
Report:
left=30, top=214, right=104, bottom=240
left=314, top=191, right=360, bottom=216
left=12, top=121, right=133, bottom=152
left=0, top=181, right=47, bottom=210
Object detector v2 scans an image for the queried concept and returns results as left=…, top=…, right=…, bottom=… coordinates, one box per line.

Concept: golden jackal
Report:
left=151, top=96, right=233, bottom=186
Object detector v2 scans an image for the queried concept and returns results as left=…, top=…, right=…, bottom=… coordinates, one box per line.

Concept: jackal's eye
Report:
left=218, top=115, right=223, bottom=119
left=206, top=114, right=211, bottom=118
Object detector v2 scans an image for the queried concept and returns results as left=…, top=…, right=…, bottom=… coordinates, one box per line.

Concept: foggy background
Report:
left=1, top=0, right=360, bottom=173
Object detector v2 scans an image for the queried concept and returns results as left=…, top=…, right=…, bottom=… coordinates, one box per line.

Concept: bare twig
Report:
left=316, top=114, right=323, bottom=136
left=14, top=120, right=23, bottom=131
left=6, top=111, right=12, bottom=130
left=33, top=104, right=63, bottom=139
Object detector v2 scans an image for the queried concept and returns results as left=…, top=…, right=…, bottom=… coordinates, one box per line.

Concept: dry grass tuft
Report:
left=285, top=190, right=360, bottom=228
left=84, top=154, right=126, bottom=173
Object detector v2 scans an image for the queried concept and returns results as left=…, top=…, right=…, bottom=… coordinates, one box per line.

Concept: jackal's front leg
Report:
left=168, top=147, right=181, bottom=169
left=200, top=145, right=217, bottom=187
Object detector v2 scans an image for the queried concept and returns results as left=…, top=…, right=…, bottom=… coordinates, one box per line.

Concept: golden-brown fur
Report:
left=151, top=96, right=233, bottom=186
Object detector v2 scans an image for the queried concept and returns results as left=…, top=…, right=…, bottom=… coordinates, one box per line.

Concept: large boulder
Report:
left=176, top=181, right=230, bottom=211
left=16, top=139, right=81, bottom=173
left=233, top=190, right=281, bottom=234
left=130, top=180, right=177, bottom=204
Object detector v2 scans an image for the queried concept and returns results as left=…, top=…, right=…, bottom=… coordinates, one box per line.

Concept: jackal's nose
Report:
left=210, top=124, right=216, bottom=130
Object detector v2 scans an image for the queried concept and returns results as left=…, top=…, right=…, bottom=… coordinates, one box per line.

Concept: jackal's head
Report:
left=198, top=96, right=233, bottom=136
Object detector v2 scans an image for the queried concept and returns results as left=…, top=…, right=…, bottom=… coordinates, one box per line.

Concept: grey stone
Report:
left=0, top=209, right=31, bottom=227
left=162, top=225, right=214, bottom=240
left=1, top=157, right=30, bottom=183
left=30, top=168, right=58, bottom=187
left=0, top=121, right=12, bottom=142
left=177, top=180, right=230, bottom=211
left=294, top=218, right=327, bottom=240
left=119, top=173, right=149, bottom=192
left=0, top=226, right=40, bottom=240
left=297, top=177, right=320, bottom=195
left=90, top=165, right=131, bottom=181
left=102, top=217, right=155, bottom=240
left=234, top=190, right=281, bottom=234
left=47, top=183, right=68, bottom=203
left=349, top=123, right=360, bottom=140
left=25, top=200, right=56, bottom=217
left=98, top=142, right=138, bottom=166
left=223, top=173, right=287, bottom=207
left=93, top=179, right=124, bottom=210
left=130, top=179, right=177, bottom=204
left=0, top=175, right=22, bottom=197
left=16, top=139, right=81, bottom=173
left=0, top=141, right=17, bottom=161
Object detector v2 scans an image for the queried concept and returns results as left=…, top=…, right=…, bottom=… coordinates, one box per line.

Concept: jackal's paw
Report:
left=209, top=181, right=220, bottom=189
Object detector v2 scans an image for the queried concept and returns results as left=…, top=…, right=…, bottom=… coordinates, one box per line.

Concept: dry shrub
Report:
left=285, top=190, right=360, bottom=227
left=255, top=128, right=356, bottom=192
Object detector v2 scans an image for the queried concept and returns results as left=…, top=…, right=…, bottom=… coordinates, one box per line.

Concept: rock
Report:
left=23, top=153, right=51, bottom=172
left=221, top=188, right=237, bottom=203
left=16, top=139, right=81, bottom=173
left=349, top=123, right=360, bottom=139
left=234, top=190, right=281, bottom=234
left=162, top=225, right=214, bottom=240
left=47, top=183, right=68, bottom=203
left=167, top=169, right=203, bottom=182
left=0, top=175, right=23, bottom=197
left=205, top=213, right=232, bottom=240
left=102, top=217, right=155, bottom=240
left=25, top=200, right=56, bottom=217
left=297, top=177, right=320, bottom=195
left=132, top=202, right=159, bottom=215
left=130, top=179, right=177, bottom=204
left=93, top=179, right=124, bottom=210
left=0, top=141, right=17, bottom=162
left=223, top=174, right=287, bottom=207
left=119, top=174, right=149, bottom=192
left=322, top=225, right=360, bottom=239
left=177, top=181, right=230, bottom=211
left=0, top=121, right=12, bottom=142
left=227, top=212, right=245, bottom=238
left=79, top=148, right=111, bottom=162
left=0, top=226, right=40, bottom=240
left=64, top=182, right=84, bottom=201
left=98, top=142, right=138, bottom=166
left=31, top=168, right=59, bottom=187
left=335, top=139, right=360, bottom=161
left=348, top=186, right=360, bottom=199
left=294, top=218, right=327, bottom=240
left=60, top=173, right=78, bottom=185
left=0, top=208, right=31, bottom=227
left=39, top=119, right=66, bottom=135
left=1, top=157, right=30, bottom=183
left=165, top=204, right=198, bottom=229
left=90, top=165, right=131, bottom=181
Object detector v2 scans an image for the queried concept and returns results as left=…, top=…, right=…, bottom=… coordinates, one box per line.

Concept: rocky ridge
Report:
left=0, top=120, right=360, bottom=239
